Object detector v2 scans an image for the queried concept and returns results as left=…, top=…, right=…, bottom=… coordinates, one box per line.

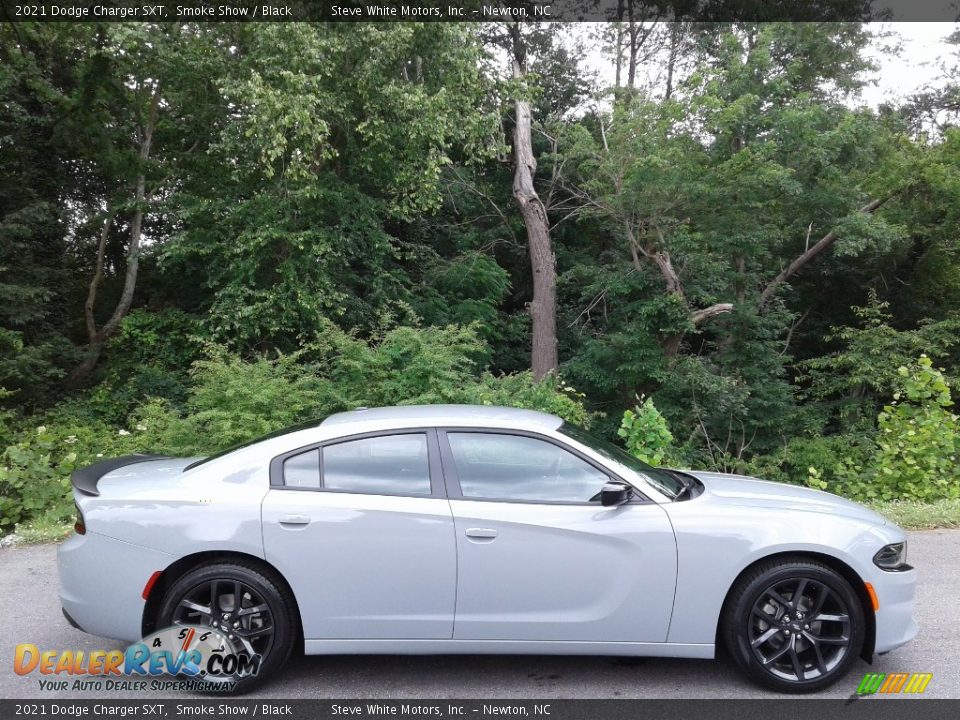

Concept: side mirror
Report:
left=600, top=481, right=633, bottom=507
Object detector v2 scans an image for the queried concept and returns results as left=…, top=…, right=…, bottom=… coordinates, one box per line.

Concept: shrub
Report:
left=872, top=356, right=959, bottom=501
left=459, top=372, right=593, bottom=427
left=617, top=396, right=674, bottom=466
left=0, top=323, right=597, bottom=534
left=806, top=356, right=960, bottom=502
left=0, top=426, right=76, bottom=533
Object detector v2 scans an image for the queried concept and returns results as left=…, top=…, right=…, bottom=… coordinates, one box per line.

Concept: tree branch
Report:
left=758, top=195, right=893, bottom=308
left=691, top=302, right=735, bottom=326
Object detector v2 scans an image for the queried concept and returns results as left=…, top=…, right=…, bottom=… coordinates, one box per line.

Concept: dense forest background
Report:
left=2, top=21, right=960, bottom=535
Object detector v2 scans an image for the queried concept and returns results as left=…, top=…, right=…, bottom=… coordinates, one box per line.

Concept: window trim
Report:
left=437, top=427, right=652, bottom=506
left=269, top=427, right=444, bottom=499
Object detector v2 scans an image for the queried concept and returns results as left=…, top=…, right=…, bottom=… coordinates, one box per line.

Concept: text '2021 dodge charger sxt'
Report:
left=59, top=405, right=916, bottom=693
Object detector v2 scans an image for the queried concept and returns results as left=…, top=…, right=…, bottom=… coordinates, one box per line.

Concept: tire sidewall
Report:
left=156, top=562, right=296, bottom=694
left=726, top=562, right=866, bottom=693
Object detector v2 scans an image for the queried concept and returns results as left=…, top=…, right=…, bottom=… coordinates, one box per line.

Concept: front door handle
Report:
left=279, top=514, right=311, bottom=526
left=465, top=528, right=498, bottom=539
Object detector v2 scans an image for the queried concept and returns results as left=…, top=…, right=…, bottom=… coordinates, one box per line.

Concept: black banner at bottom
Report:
left=2, top=699, right=959, bottom=720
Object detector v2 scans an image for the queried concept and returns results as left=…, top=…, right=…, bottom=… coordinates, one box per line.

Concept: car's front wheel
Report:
left=156, top=561, right=298, bottom=694
left=722, top=557, right=865, bottom=693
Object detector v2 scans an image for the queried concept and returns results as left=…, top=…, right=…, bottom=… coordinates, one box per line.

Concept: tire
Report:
left=721, top=557, right=865, bottom=693
left=156, top=561, right=298, bottom=694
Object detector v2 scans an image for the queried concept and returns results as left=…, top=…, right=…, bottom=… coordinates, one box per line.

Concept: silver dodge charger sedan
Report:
left=59, top=405, right=916, bottom=693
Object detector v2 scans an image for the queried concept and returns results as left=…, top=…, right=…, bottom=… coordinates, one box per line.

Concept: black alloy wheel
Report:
left=723, top=558, right=865, bottom=693
left=157, top=561, right=297, bottom=694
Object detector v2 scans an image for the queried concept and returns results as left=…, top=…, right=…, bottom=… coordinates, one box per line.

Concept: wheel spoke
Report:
left=752, top=606, right=779, bottom=625
left=789, top=643, right=805, bottom=681
left=179, top=599, right=212, bottom=618
left=806, top=583, right=827, bottom=617
left=238, top=603, right=268, bottom=618
left=766, top=588, right=793, bottom=611
left=814, top=613, right=848, bottom=623
left=762, top=642, right=791, bottom=666
left=236, top=624, right=272, bottom=639
left=794, top=579, right=808, bottom=606
left=814, top=635, right=850, bottom=646
left=811, top=639, right=828, bottom=674
left=751, top=627, right=781, bottom=648
left=210, top=580, right=218, bottom=613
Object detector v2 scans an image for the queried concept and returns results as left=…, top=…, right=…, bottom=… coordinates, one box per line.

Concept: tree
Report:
left=506, top=22, right=558, bottom=379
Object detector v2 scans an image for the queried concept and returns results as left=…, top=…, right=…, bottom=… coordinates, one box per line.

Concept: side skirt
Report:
left=304, top=639, right=714, bottom=659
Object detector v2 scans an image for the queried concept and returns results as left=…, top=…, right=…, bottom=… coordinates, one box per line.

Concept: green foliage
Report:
left=799, top=294, right=960, bottom=426
left=873, top=356, right=959, bottom=500
left=618, top=396, right=674, bottom=466
left=0, top=426, right=76, bottom=532
left=806, top=356, right=960, bottom=502
left=124, top=323, right=588, bottom=457
left=459, top=373, right=592, bottom=428
left=6, top=22, right=960, bottom=531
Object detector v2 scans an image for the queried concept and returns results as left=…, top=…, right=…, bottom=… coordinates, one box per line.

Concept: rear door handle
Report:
left=279, top=514, right=311, bottom=526
left=465, top=528, right=498, bottom=539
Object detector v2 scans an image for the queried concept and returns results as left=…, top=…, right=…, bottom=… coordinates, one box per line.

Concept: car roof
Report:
left=321, top=404, right=564, bottom=431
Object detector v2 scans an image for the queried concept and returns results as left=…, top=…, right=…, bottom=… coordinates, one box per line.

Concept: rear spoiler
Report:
left=71, top=454, right=171, bottom=497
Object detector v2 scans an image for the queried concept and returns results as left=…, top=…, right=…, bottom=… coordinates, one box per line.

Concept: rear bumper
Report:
left=872, top=566, right=918, bottom=654
left=58, top=531, right=174, bottom=643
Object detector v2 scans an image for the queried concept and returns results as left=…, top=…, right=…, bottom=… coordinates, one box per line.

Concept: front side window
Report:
left=281, top=433, right=431, bottom=495
left=558, top=422, right=685, bottom=499
left=446, top=432, right=609, bottom=503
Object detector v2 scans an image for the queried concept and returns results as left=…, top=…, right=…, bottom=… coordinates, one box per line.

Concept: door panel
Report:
left=449, top=499, right=677, bottom=641
left=263, top=490, right=456, bottom=639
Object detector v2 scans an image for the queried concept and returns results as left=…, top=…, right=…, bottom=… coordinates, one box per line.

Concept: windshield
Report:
left=558, top=422, right=686, bottom=500
left=183, top=417, right=327, bottom=471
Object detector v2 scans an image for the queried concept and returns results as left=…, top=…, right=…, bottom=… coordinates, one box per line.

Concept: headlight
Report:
left=873, top=541, right=909, bottom=571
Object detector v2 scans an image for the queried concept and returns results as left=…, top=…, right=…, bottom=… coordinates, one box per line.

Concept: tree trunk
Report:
left=70, top=81, right=162, bottom=384
left=510, top=23, right=557, bottom=380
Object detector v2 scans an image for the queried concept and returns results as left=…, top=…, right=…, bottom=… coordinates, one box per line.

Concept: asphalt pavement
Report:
left=1, top=531, right=957, bottom=700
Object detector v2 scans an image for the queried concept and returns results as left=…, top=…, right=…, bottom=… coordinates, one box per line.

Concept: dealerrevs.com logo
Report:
left=14, top=626, right=260, bottom=693
left=856, top=672, right=933, bottom=695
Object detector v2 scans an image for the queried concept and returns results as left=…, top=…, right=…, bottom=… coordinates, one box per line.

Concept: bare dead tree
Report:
left=508, top=22, right=558, bottom=379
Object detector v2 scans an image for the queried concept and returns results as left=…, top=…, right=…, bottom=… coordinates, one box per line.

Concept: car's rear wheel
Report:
left=157, top=561, right=297, bottom=694
left=722, top=558, right=865, bottom=693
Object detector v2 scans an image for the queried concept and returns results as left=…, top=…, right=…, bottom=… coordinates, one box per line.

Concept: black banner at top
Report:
left=1, top=0, right=958, bottom=23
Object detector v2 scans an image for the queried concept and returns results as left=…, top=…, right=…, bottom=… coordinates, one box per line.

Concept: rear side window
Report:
left=284, top=449, right=320, bottom=489
left=281, top=433, right=431, bottom=496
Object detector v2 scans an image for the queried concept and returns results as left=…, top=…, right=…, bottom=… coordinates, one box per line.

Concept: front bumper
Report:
left=872, top=564, right=918, bottom=654
left=58, top=531, right=174, bottom=643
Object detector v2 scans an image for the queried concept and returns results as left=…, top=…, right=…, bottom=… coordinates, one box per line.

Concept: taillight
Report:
left=74, top=502, right=86, bottom=535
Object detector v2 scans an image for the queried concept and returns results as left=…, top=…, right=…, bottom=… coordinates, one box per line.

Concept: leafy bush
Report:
left=807, top=356, right=960, bottom=502
left=107, top=324, right=592, bottom=459
left=618, top=396, right=675, bottom=466
left=872, top=356, right=959, bottom=500
left=459, top=373, right=593, bottom=427
left=0, top=426, right=76, bottom=532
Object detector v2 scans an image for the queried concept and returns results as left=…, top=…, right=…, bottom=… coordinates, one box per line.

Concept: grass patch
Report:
left=867, top=498, right=960, bottom=530
left=12, top=508, right=73, bottom=545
